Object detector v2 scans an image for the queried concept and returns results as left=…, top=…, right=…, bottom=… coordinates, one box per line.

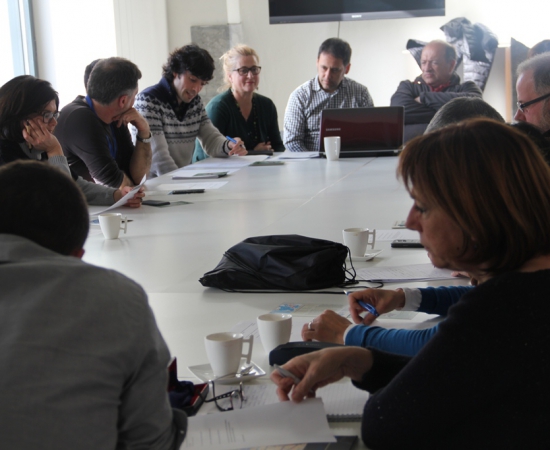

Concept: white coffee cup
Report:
left=98, top=213, right=127, bottom=240
left=343, top=228, right=376, bottom=257
left=257, top=313, right=292, bottom=353
left=324, top=136, right=341, bottom=161
left=204, top=332, right=254, bottom=378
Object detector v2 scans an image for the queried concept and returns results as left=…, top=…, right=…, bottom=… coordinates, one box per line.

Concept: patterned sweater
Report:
left=134, top=78, right=229, bottom=177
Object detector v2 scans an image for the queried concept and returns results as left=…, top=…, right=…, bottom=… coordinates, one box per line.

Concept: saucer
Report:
left=348, top=249, right=383, bottom=262
left=188, top=360, right=265, bottom=384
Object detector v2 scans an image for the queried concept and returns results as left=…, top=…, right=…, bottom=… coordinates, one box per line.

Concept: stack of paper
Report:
left=357, top=263, right=454, bottom=282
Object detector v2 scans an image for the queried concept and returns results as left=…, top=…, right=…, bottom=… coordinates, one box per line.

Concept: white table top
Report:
left=85, top=156, right=467, bottom=449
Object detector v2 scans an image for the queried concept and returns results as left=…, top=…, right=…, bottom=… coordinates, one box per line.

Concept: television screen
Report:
left=269, top=0, right=445, bottom=24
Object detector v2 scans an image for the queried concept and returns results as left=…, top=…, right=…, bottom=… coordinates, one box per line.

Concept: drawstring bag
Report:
left=199, top=234, right=356, bottom=292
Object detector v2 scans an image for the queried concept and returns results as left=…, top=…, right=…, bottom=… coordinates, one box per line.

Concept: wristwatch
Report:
left=136, top=132, right=152, bottom=144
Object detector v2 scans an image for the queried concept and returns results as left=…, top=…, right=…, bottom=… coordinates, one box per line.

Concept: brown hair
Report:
left=219, top=44, right=260, bottom=92
left=398, top=118, right=550, bottom=275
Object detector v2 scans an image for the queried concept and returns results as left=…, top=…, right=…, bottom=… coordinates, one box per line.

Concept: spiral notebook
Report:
left=225, top=381, right=367, bottom=421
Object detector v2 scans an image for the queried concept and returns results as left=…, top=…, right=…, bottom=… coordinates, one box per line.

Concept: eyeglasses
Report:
left=41, top=111, right=60, bottom=123
left=517, top=92, right=550, bottom=113
left=232, top=66, right=262, bottom=76
left=203, top=380, right=245, bottom=412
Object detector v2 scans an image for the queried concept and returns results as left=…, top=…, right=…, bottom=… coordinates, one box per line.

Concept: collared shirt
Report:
left=284, top=76, right=374, bottom=152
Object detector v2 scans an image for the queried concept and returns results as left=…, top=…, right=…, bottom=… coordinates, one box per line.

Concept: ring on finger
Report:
left=308, top=321, right=313, bottom=331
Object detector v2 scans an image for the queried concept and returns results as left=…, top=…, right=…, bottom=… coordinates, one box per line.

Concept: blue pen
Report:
left=225, top=136, right=237, bottom=143
left=344, top=290, right=380, bottom=317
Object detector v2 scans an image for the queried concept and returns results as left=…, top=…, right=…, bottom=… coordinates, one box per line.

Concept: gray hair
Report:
left=517, top=52, right=550, bottom=95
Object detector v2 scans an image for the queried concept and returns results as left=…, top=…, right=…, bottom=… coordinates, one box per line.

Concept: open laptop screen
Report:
left=319, top=106, right=404, bottom=156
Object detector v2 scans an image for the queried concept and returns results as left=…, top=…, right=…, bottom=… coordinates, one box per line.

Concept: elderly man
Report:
left=515, top=52, right=550, bottom=135
left=284, top=38, right=374, bottom=152
left=390, top=40, right=482, bottom=142
left=55, top=57, right=152, bottom=188
left=0, top=160, right=186, bottom=449
left=134, top=44, right=247, bottom=177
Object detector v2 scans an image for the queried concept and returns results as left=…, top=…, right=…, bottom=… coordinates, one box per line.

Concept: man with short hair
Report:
left=134, top=44, right=247, bottom=177
left=55, top=57, right=152, bottom=188
left=284, top=37, right=374, bottom=152
left=0, top=160, right=186, bottom=449
left=515, top=52, right=550, bottom=135
left=390, top=40, right=483, bottom=141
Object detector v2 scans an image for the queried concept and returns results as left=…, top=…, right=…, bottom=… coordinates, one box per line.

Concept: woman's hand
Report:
left=270, top=347, right=373, bottom=403
left=22, top=118, right=63, bottom=157
left=253, top=141, right=272, bottom=151
left=348, top=288, right=406, bottom=325
left=301, top=310, right=351, bottom=344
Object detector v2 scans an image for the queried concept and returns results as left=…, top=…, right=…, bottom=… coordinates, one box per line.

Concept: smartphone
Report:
left=142, top=200, right=170, bottom=206
left=391, top=239, right=424, bottom=248
left=168, top=189, right=205, bottom=195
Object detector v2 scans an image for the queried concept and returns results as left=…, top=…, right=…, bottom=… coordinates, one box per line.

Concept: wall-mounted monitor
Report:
left=269, top=0, right=445, bottom=25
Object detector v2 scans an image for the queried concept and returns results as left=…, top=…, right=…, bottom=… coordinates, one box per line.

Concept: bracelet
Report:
left=136, top=132, right=152, bottom=144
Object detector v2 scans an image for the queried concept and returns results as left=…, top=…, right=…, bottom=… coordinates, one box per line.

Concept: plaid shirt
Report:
left=283, top=76, right=374, bottom=152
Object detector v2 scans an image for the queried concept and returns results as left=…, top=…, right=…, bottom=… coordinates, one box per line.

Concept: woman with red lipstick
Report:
left=193, top=44, right=284, bottom=161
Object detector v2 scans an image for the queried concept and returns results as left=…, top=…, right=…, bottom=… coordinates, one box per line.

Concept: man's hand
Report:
left=348, top=289, right=406, bottom=325
left=113, top=186, right=144, bottom=207
left=116, top=107, right=150, bottom=138
left=301, top=310, right=351, bottom=344
left=228, top=137, right=247, bottom=156
left=22, top=118, right=63, bottom=157
left=270, top=347, right=373, bottom=403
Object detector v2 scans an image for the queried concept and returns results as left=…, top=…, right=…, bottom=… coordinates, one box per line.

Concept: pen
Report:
left=344, top=290, right=380, bottom=317
left=226, top=136, right=237, bottom=144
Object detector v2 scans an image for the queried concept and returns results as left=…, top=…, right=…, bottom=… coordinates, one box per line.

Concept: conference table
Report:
left=85, top=155, right=467, bottom=449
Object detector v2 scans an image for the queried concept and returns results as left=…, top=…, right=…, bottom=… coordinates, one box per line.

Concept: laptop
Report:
left=319, top=106, right=404, bottom=157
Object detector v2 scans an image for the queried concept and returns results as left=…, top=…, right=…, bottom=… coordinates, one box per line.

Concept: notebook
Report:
left=221, top=381, right=367, bottom=421
left=319, top=106, right=404, bottom=157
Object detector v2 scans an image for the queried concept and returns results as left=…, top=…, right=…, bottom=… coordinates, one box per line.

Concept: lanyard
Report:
left=85, top=95, right=118, bottom=159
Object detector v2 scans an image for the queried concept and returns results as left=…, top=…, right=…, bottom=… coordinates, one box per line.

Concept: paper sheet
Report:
left=171, top=168, right=240, bottom=178
left=183, top=398, right=335, bottom=450
left=357, top=263, right=454, bottom=282
left=185, top=155, right=269, bottom=169
left=157, top=182, right=228, bottom=190
left=375, top=229, right=420, bottom=241
left=274, top=151, right=320, bottom=160
left=94, top=175, right=146, bottom=215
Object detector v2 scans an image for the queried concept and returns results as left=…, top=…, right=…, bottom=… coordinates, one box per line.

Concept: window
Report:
left=0, top=0, right=37, bottom=86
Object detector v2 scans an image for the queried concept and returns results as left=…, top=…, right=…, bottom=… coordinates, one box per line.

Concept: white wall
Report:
left=31, top=0, right=548, bottom=121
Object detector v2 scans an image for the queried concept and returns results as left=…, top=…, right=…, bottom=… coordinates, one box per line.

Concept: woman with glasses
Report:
left=193, top=44, right=284, bottom=161
left=272, top=119, right=550, bottom=449
left=0, top=75, right=143, bottom=206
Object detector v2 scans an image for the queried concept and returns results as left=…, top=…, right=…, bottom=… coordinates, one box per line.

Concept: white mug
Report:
left=324, top=136, right=341, bottom=161
left=343, top=228, right=376, bottom=257
left=98, top=213, right=127, bottom=240
left=257, top=313, right=292, bottom=353
left=204, top=332, right=254, bottom=377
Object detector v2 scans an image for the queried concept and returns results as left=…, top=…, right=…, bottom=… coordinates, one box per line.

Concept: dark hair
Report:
left=425, top=97, right=504, bottom=133
left=0, top=75, right=59, bottom=143
left=517, top=52, right=550, bottom=95
left=399, top=118, right=550, bottom=276
left=87, top=57, right=142, bottom=105
left=0, top=161, right=89, bottom=255
left=528, top=40, right=550, bottom=59
left=162, top=44, right=215, bottom=82
left=318, top=38, right=352, bottom=66
left=83, top=59, right=100, bottom=90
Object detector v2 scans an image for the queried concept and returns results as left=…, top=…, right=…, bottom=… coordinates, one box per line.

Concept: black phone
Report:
left=168, top=189, right=205, bottom=195
left=142, top=200, right=170, bottom=206
left=391, top=239, right=424, bottom=248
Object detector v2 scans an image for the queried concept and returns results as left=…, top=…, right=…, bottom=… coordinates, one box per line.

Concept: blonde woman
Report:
left=193, top=45, right=284, bottom=161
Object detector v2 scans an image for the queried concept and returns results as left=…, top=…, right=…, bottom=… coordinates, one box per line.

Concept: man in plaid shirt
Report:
left=283, top=38, right=374, bottom=152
